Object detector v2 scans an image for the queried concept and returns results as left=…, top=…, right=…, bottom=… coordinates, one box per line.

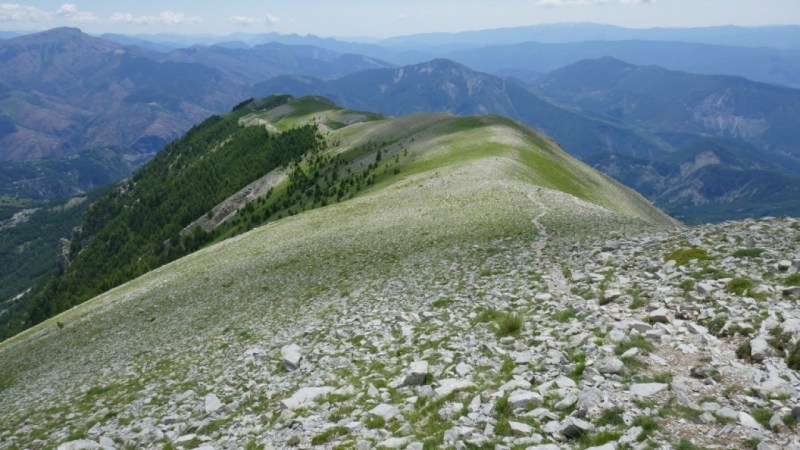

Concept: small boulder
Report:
left=738, top=411, right=763, bottom=430
left=647, top=308, right=671, bottom=324
left=370, top=403, right=401, bottom=420
left=750, top=338, right=772, bottom=362
left=508, top=390, right=543, bottom=409
left=281, top=344, right=302, bottom=371
left=204, top=393, right=222, bottom=414
left=402, top=360, right=429, bottom=387
left=561, top=417, right=594, bottom=438
left=603, top=289, right=622, bottom=304
left=597, top=357, right=625, bottom=375
left=509, top=421, right=533, bottom=436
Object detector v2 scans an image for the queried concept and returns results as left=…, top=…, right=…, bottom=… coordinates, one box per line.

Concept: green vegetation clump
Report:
left=726, top=277, right=755, bottom=295
left=553, top=308, right=577, bottom=323
left=432, top=297, right=454, bottom=308
left=751, top=408, right=774, bottom=429
left=495, top=313, right=523, bottom=337
left=732, top=248, right=765, bottom=258
left=614, top=335, right=655, bottom=355
left=311, top=426, right=349, bottom=445
left=664, top=247, right=710, bottom=266
left=736, top=341, right=752, bottom=362
left=494, top=395, right=512, bottom=418
left=785, top=274, right=800, bottom=286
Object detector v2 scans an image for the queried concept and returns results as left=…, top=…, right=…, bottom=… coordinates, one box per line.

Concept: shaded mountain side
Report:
left=0, top=95, right=675, bottom=340
left=587, top=141, right=800, bottom=223
left=535, top=57, right=800, bottom=165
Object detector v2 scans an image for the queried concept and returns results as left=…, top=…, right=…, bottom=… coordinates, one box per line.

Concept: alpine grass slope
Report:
left=2, top=97, right=799, bottom=449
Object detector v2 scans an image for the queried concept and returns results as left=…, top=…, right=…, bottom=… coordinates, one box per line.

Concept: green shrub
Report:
left=664, top=248, right=709, bottom=266
left=726, top=277, right=755, bottom=295
left=733, top=248, right=765, bottom=258
left=494, top=395, right=512, bottom=418
left=736, top=341, right=752, bottom=362
left=751, top=408, right=774, bottom=429
left=431, top=297, right=454, bottom=308
left=786, top=274, right=800, bottom=286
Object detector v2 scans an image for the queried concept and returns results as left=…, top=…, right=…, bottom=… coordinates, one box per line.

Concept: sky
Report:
left=0, top=1, right=798, bottom=39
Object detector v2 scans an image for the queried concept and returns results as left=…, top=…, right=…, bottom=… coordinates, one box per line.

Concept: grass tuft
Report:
left=495, top=313, right=523, bottom=337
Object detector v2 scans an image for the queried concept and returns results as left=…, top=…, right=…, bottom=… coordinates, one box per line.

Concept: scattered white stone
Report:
left=604, top=289, right=622, bottom=303
left=586, top=443, right=618, bottom=450
left=280, top=386, right=334, bottom=410
left=750, top=337, right=772, bottom=362
left=508, top=421, right=533, bottom=436
left=377, top=437, right=408, bottom=448
left=739, top=412, right=764, bottom=430
left=370, top=403, right=401, bottom=420
left=597, top=357, right=625, bottom=375
left=204, top=393, right=222, bottom=414
left=434, top=379, right=475, bottom=397
left=508, top=390, right=543, bottom=409
left=402, top=360, right=429, bottom=387
left=630, top=383, right=668, bottom=397
left=281, top=343, right=302, bottom=371
left=57, top=441, right=103, bottom=450
left=647, top=308, right=671, bottom=324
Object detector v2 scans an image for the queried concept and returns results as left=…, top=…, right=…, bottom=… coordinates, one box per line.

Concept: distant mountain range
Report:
left=259, top=58, right=800, bottom=222
left=0, top=27, right=391, bottom=199
left=379, top=23, right=800, bottom=50
left=444, top=40, right=800, bottom=88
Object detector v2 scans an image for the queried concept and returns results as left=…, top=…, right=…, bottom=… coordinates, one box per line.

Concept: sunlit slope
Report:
left=0, top=96, right=676, bottom=447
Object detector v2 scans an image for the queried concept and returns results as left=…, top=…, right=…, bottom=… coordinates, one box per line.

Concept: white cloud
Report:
left=231, top=15, right=262, bottom=26
left=536, top=0, right=651, bottom=6
left=55, top=3, right=98, bottom=23
left=265, top=13, right=280, bottom=25
left=230, top=13, right=279, bottom=27
left=110, top=10, right=202, bottom=25
left=0, top=3, right=50, bottom=22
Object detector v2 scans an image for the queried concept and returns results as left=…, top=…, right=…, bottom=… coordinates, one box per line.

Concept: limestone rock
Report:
left=280, top=386, right=334, bottom=410
left=370, top=403, right=401, bottom=420
left=508, top=390, right=543, bottom=409
left=281, top=344, right=302, bottom=371
left=739, top=411, right=763, bottom=430
left=508, top=421, right=533, bottom=436
left=204, top=393, right=222, bottom=414
left=750, top=338, right=772, bottom=362
left=630, top=383, right=668, bottom=397
left=402, top=360, right=429, bottom=387
left=597, top=357, right=625, bottom=375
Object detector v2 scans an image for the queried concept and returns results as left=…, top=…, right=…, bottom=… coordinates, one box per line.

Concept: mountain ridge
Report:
left=0, top=95, right=675, bottom=341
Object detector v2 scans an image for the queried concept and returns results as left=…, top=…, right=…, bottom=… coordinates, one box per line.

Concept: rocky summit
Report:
left=1, top=214, right=799, bottom=449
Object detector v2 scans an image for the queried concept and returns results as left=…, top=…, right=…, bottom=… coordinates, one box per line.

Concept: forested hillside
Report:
left=0, top=96, right=324, bottom=339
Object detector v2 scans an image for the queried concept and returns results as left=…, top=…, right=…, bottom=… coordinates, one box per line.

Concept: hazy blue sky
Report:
left=1, top=1, right=798, bottom=38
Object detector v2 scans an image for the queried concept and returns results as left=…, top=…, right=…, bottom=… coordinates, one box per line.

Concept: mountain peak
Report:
left=16, top=26, right=86, bottom=42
